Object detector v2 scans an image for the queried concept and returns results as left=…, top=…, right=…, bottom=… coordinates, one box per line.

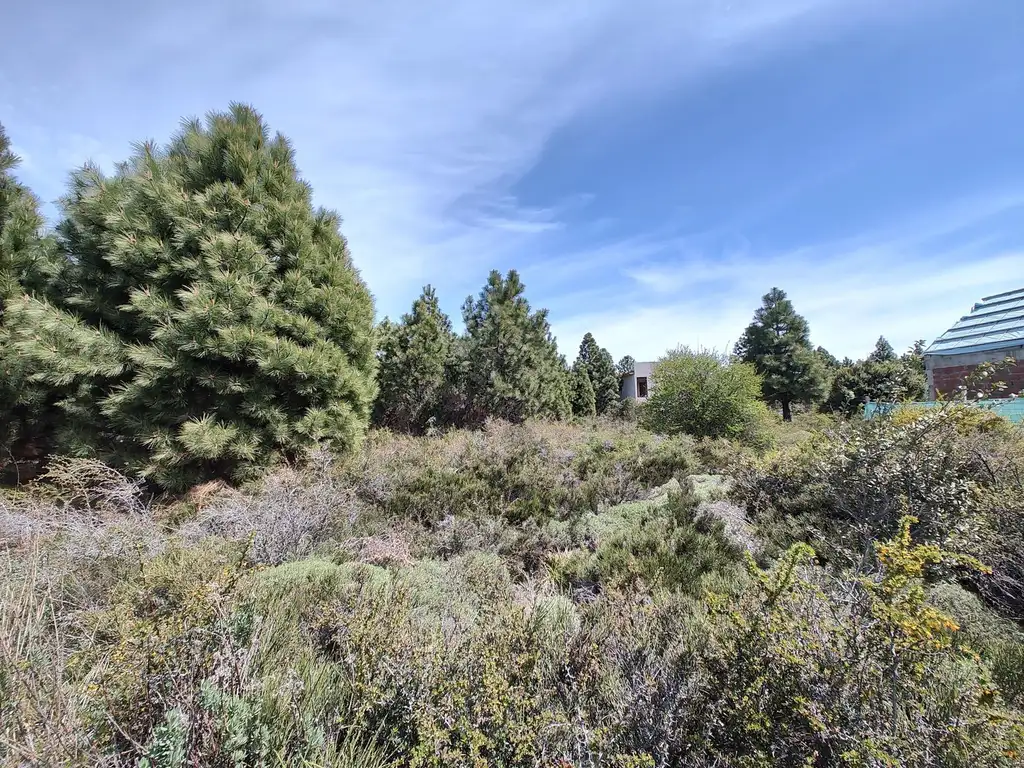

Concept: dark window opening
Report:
left=637, top=377, right=648, bottom=398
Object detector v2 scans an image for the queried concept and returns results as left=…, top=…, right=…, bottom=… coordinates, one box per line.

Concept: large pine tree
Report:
left=374, top=285, right=454, bottom=432
left=734, top=287, right=825, bottom=421
left=460, top=269, right=570, bottom=424
left=8, top=105, right=377, bottom=490
left=0, top=124, right=62, bottom=477
left=576, top=332, right=620, bottom=415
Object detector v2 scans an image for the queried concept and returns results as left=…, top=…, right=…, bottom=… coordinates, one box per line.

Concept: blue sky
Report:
left=2, top=0, right=1022, bottom=361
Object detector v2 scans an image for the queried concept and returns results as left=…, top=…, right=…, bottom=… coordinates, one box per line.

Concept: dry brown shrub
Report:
left=179, top=461, right=356, bottom=564
left=185, top=478, right=239, bottom=512
left=36, top=456, right=148, bottom=516
left=341, top=531, right=414, bottom=566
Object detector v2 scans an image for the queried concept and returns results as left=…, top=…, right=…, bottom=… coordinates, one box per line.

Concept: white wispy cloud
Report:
left=4, top=0, right=911, bottom=292
left=4, top=0, right=993, bottom=364
left=550, top=192, right=1024, bottom=361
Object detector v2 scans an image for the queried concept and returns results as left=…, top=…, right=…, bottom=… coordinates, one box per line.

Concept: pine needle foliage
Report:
left=868, top=335, right=897, bottom=363
left=576, top=332, right=620, bottom=415
left=734, top=287, right=826, bottom=421
left=0, top=123, right=62, bottom=474
left=569, top=360, right=597, bottom=418
left=460, top=270, right=570, bottom=424
left=8, top=105, right=376, bottom=490
left=374, top=285, right=454, bottom=432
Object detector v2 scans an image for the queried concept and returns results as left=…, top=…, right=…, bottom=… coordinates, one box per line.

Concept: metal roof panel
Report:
left=924, top=288, right=1024, bottom=357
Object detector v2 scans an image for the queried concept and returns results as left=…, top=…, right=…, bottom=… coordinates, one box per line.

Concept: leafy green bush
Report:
left=641, top=347, right=775, bottom=448
left=735, top=403, right=1024, bottom=624
left=734, top=406, right=985, bottom=559
left=824, top=356, right=927, bottom=415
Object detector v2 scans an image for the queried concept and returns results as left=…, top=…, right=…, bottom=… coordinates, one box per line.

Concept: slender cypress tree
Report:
left=9, top=105, right=377, bottom=490
left=569, top=360, right=597, bottom=418
left=576, top=333, right=620, bottom=415
left=734, top=287, right=825, bottom=421
left=374, top=285, right=454, bottom=432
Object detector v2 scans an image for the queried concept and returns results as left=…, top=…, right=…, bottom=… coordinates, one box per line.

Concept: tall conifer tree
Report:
left=374, top=285, right=454, bottom=432
left=734, top=287, right=825, bottom=421
left=576, top=333, right=620, bottom=415
left=569, top=360, right=597, bottom=418
left=460, top=269, right=569, bottom=424
left=868, top=335, right=897, bottom=363
left=9, top=105, right=376, bottom=489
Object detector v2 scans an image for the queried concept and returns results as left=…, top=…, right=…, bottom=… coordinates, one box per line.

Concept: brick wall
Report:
left=930, top=359, right=1024, bottom=398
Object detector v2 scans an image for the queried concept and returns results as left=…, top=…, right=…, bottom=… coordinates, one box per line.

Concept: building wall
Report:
left=925, top=345, right=1024, bottom=398
left=620, top=373, right=636, bottom=399
left=620, top=361, right=655, bottom=401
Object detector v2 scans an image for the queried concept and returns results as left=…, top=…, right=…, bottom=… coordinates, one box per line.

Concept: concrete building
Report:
left=924, top=287, right=1024, bottom=398
left=620, top=361, right=655, bottom=401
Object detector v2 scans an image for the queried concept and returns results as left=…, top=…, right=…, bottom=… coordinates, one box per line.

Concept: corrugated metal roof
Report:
left=924, top=287, right=1024, bottom=357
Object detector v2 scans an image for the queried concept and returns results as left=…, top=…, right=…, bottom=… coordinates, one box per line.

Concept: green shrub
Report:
left=59, top=542, right=386, bottom=767
left=607, top=395, right=639, bottom=423
left=311, top=571, right=677, bottom=767
left=641, top=347, right=775, bottom=448
left=254, top=558, right=391, bottom=610
left=6, top=411, right=1024, bottom=767
left=824, top=356, right=927, bottom=415
left=692, top=521, right=1024, bottom=767
left=551, top=484, right=745, bottom=597
left=733, top=406, right=991, bottom=565
left=692, top=436, right=750, bottom=473
left=735, top=405, right=1024, bottom=623
left=348, top=421, right=693, bottom=524
left=929, top=582, right=1024, bottom=709
left=573, top=433, right=693, bottom=511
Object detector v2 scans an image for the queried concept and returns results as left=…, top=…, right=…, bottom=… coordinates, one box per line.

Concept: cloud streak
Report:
left=4, top=0, right=908, bottom=276
left=3, top=0, right=1010, bottom=364
left=549, top=192, right=1024, bottom=362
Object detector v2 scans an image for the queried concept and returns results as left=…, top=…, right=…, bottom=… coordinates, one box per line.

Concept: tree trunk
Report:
left=782, top=399, right=792, bottom=422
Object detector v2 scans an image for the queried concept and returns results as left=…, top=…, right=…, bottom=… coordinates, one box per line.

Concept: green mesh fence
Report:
left=864, top=399, right=1024, bottom=423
